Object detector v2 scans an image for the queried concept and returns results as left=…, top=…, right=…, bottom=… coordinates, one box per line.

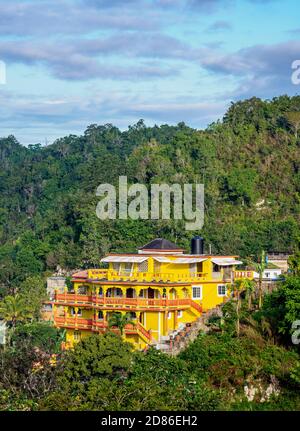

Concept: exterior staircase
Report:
left=155, top=304, right=223, bottom=355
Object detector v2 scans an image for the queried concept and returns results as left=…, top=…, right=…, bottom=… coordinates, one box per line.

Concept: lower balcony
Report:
left=54, top=316, right=152, bottom=342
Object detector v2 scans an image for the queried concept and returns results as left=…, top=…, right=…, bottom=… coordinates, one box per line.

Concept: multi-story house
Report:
left=52, top=237, right=243, bottom=350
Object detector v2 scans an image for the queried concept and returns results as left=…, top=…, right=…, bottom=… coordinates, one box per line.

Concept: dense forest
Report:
left=1, top=95, right=300, bottom=294
left=0, top=95, right=300, bottom=411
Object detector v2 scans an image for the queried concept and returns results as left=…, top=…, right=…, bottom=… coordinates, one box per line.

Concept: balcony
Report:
left=53, top=292, right=202, bottom=314
left=87, top=269, right=208, bottom=283
left=54, top=316, right=152, bottom=342
left=233, top=270, right=255, bottom=279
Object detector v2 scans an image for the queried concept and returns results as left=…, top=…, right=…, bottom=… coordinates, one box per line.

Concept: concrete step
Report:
left=155, top=343, right=170, bottom=351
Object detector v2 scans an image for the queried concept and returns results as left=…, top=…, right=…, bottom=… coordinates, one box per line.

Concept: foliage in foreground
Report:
left=41, top=333, right=220, bottom=411
left=1, top=273, right=300, bottom=411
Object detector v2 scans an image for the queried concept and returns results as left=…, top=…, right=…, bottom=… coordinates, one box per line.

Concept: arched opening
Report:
left=106, top=288, right=113, bottom=297
left=147, top=288, right=155, bottom=299
left=78, top=285, right=88, bottom=295
left=126, top=288, right=135, bottom=298
left=169, top=288, right=177, bottom=299
left=98, top=287, right=103, bottom=297
left=182, top=287, right=189, bottom=298
left=139, top=288, right=147, bottom=298
left=114, top=287, right=123, bottom=297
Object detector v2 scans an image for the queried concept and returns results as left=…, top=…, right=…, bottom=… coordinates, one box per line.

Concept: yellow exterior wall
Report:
left=145, top=311, right=160, bottom=341
left=56, top=254, right=238, bottom=350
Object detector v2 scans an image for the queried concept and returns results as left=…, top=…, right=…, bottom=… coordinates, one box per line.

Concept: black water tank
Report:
left=191, top=236, right=204, bottom=254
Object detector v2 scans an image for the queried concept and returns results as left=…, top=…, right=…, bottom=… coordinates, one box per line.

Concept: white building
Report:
left=253, top=266, right=283, bottom=281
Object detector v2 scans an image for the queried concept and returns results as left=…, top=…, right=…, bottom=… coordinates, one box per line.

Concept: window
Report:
left=265, top=272, right=270, bottom=278
left=138, top=260, right=148, bottom=272
left=123, top=263, right=132, bottom=274
left=217, top=285, right=227, bottom=296
left=189, top=263, right=196, bottom=276
left=74, top=331, right=81, bottom=341
left=112, top=263, right=120, bottom=273
left=177, top=310, right=183, bottom=318
left=78, top=285, right=87, bottom=294
left=168, top=311, right=171, bottom=319
left=192, top=286, right=202, bottom=299
left=71, top=308, right=82, bottom=316
left=98, top=310, right=103, bottom=320
left=154, top=261, right=161, bottom=273
left=114, top=287, right=123, bottom=297
left=213, top=263, right=220, bottom=272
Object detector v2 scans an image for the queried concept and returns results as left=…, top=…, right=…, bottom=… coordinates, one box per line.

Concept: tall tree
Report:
left=248, top=250, right=267, bottom=309
left=229, top=279, right=244, bottom=337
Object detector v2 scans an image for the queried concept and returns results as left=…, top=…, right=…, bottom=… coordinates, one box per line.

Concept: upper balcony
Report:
left=87, top=269, right=209, bottom=283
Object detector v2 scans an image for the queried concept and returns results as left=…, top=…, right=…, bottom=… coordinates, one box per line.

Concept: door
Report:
left=148, top=288, right=155, bottom=299
left=126, top=288, right=134, bottom=298
left=196, top=262, right=203, bottom=275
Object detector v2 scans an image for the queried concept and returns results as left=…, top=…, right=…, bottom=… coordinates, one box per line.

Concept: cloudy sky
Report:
left=0, top=0, right=300, bottom=145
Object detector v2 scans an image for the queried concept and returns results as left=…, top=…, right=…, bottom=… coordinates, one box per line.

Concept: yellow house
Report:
left=52, top=237, right=243, bottom=350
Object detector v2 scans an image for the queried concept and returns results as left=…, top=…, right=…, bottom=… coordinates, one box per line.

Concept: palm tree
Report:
left=0, top=295, right=33, bottom=329
left=244, top=279, right=256, bottom=310
left=229, top=279, right=245, bottom=337
left=248, top=250, right=267, bottom=309
left=108, top=312, right=135, bottom=336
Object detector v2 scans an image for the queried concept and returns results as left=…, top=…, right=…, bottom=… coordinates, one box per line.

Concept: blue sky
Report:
left=0, top=0, right=300, bottom=145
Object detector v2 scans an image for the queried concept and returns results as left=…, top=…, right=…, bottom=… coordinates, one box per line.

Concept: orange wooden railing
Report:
left=234, top=270, right=254, bottom=279
left=136, top=321, right=152, bottom=341
left=55, top=316, right=93, bottom=329
left=53, top=293, right=201, bottom=310
left=54, top=315, right=152, bottom=341
left=189, top=300, right=202, bottom=313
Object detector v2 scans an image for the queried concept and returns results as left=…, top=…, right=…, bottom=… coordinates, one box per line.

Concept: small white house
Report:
left=253, top=267, right=283, bottom=281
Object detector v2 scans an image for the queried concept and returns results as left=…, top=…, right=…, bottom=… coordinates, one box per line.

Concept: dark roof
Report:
left=139, top=238, right=183, bottom=251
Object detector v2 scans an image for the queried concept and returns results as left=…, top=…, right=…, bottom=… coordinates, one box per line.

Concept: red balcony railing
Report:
left=136, top=321, right=152, bottom=342
left=53, top=292, right=202, bottom=312
left=55, top=316, right=93, bottom=329
left=54, top=316, right=152, bottom=341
